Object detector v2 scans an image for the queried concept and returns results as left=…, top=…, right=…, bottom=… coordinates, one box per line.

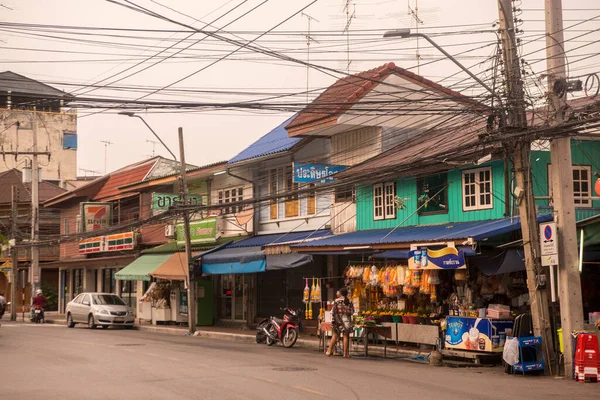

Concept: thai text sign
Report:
left=176, top=217, right=219, bottom=245
left=408, top=246, right=466, bottom=270
left=152, top=193, right=203, bottom=213
left=292, top=162, right=347, bottom=183
left=79, top=232, right=135, bottom=254
left=81, top=202, right=112, bottom=232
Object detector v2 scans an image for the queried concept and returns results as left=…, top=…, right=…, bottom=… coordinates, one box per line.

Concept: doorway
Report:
left=218, top=274, right=247, bottom=321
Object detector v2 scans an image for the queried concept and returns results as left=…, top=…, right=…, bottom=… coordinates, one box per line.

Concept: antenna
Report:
left=343, top=0, right=356, bottom=74
left=100, top=140, right=114, bottom=175
left=146, top=139, right=159, bottom=157
left=408, top=0, right=424, bottom=74
left=302, top=12, right=320, bottom=105
left=78, top=167, right=100, bottom=177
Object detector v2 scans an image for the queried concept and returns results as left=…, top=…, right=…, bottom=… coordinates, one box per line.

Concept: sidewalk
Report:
left=40, top=312, right=432, bottom=360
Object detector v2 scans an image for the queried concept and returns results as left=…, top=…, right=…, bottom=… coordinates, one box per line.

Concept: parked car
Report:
left=66, top=293, right=135, bottom=329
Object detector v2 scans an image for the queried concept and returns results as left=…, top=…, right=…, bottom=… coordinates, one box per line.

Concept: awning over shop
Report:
left=373, top=246, right=478, bottom=259
left=115, top=254, right=172, bottom=281
left=150, top=252, right=201, bottom=281
left=469, top=249, right=526, bottom=276
left=291, top=216, right=553, bottom=251
left=266, top=253, right=313, bottom=270
left=229, top=229, right=332, bottom=249
left=201, top=246, right=266, bottom=275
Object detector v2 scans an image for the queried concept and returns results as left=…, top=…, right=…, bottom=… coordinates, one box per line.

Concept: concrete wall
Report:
left=210, top=169, right=254, bottom=237
left=0, top=109, right=77, bottom=187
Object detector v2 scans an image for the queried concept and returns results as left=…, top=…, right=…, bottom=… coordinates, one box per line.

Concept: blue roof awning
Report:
left=291, top=216, right=553, bottom=250
left=228, top=115, right=301, bottom=164
left=201, top=246, right=266, bottom=275
left=227, top=229, right=332, bottom=248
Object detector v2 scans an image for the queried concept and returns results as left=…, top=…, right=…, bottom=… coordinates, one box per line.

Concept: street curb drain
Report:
left=273, top=366, right=317, bottom=372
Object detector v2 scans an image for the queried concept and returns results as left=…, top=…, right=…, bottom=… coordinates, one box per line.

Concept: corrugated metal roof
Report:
left=92, top=158, right=158, bottom=200
left=227, top=115, right=301, bottom=164
left=0, top=71, right=70, bottom=98
left=291, top=216, right=553, bottom=248
left=227, top=229, right=332, bottom=248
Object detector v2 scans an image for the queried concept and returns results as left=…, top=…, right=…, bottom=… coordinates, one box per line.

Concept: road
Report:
left=0, top=321, right=597, bottom=400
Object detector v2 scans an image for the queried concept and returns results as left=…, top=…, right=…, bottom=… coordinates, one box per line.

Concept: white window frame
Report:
left=462, top=167, right=493, bottom=211
left=373, top=182, right=396, bottom=220
left=218, top=186, right=245, bottom=215
left=548, top=164, right=592, bottom=208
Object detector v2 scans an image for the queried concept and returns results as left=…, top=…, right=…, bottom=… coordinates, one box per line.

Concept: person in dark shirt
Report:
left=31, top=289, right=47, bottom=321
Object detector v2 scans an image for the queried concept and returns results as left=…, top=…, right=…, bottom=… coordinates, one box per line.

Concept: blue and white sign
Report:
left=292, top=163, right=347, bottom=183
left=539, top=221, right=558, bottom=266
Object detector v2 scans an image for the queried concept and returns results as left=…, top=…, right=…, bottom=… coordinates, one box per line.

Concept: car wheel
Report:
left=66, top=313, right=75, bottom=328
left=101, top=325, right=109, bottom=330
left=87, top=314, right=97, bottom=329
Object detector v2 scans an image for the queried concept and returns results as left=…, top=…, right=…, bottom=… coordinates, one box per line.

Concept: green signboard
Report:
left=176, top=217, right=219, bottom=245
left=152, top=193, right=203, bottom=212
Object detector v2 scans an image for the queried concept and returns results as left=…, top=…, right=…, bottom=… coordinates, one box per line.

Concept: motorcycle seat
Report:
left=272, top=317, right=284, bottom=326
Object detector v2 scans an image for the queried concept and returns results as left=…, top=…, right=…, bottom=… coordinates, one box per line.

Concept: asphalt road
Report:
left=0, top=321, right=597, bottom=400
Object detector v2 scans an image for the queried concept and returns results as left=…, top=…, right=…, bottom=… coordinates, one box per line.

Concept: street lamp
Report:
left=383, top=28, right=495, bottom=96
left=118, top=112, right=178, bottom=161
left=118, top=112, right=196, bottom=334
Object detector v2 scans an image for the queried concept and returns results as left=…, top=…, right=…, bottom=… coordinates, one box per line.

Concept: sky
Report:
left=1, top=0, right=599, bottom=176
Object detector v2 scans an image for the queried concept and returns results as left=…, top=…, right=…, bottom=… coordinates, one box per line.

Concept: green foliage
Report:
left=41, top=282, right=58, bottom=311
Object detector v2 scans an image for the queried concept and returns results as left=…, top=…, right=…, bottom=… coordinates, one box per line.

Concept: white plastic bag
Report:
left=502, top=337, right=520, bottom=366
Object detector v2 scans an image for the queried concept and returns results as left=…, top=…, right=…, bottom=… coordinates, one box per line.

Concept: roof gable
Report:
left=285, top=62, right=483, bottom=136
left=0, top=71, right=70, bottom=98
left=0, top=169, right=66, bottom=204
left=228, top=115, right=302, bottom=164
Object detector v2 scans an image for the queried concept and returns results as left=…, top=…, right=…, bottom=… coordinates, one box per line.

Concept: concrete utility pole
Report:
left=10, top=185, right=18, bottom=321
left=544, top=0, right=584, bottom=378
left=178, top=127, right=196, bottom=333
left=31, top=113, right=40, bottom=299
left=497, top=0, right=556, bottom=373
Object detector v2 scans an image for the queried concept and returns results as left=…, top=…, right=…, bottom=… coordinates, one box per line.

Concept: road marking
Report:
left=293, top=386, right=329, bottom=397
left=253, top=376, right=275, bottom=384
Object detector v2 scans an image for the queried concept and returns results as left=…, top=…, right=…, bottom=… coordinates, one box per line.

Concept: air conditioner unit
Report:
left=164, top=224, right=176, bottom=238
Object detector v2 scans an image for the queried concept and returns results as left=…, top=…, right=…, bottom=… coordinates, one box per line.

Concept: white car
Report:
left=66, top=293, right=135, bottom=329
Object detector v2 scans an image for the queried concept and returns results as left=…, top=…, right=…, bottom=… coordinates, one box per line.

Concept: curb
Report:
left=42, top=318, right=426, bottom=359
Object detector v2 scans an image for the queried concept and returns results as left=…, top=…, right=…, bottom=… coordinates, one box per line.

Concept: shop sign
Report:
left=539, top=221, right=558, bottom=266
left=79, top=231, right=135, bottom=254
left=292, top=162, right=347, bottom=183
left=179, top=291, right=188, bottom=316
left=176, top=217, right=219, bottom=245
left=445, top=316, right=514, bottom=352
left=408, top=246, right=466, bottom=270
left=80, top=202, right=112, bottom=232
left=152, top=193, right=203, bottom=213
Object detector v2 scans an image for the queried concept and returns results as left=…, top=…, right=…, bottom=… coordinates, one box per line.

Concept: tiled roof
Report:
left=93, top=158, right=158, bottom=200
left=285, top=62, right=483, bottom=135
left=228, top=115, right=301, bottom=164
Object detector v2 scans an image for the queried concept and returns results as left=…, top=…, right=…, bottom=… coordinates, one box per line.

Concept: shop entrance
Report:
left=218, top=274, right=248, bottom=321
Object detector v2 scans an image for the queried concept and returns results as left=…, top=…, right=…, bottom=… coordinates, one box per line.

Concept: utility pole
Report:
left=31, top=113, right=40, bottom=300
left=10, top=185, right=18, bottom=321
left=544, top=0, right=584, bottom=379
left=497, top=0, right=556, bottom=373
left=100, top=140, right=114, bottom=174
left=178, top=127, right=196, bottom=333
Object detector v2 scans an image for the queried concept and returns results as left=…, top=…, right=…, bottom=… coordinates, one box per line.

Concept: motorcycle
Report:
left=0, top=302, right=8, bottom=320
left=30, top=305, right=44, bottom=323
left=256, top=307, right=300, bottom=348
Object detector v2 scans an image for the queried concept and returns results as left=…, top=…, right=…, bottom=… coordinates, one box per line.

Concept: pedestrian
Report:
left=0, top=291, right=7, bottom=319
left=325, top=287, right=354, bottom=358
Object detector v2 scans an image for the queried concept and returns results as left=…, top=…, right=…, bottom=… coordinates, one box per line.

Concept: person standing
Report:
left=326, top=288, right=354, bottom=358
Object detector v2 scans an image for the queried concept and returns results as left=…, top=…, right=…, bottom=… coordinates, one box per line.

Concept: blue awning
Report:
left=373, top=246, right=477, bottom=259
left=291, top=216, right=553, bottom=250
left=201, top=246, right=266, bottom=275
left=203, top=259, right=266, bottom=275
left=227, top=229, right=332, bottom=248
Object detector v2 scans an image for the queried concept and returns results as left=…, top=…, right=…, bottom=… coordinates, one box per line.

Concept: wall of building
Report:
left=210, top=170, right=254, bottom=237
left=59, top=202, right=84, bottom=260
left=0, top=110, right=77, bottom=187
left=356, top=161, right=506, bottom=230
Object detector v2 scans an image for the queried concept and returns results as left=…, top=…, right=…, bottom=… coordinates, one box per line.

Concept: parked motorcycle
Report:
left=30, top=305, right=44, bottom=323
left=0, top=302, right=8, bottom=320
left=256, top=307, right=300, bottom=348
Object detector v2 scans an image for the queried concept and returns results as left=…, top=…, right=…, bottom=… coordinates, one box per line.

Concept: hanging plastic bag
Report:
left=313, top=279, right=322, bottom=303
left=303, top=279, right=310, bottom=303
left=502, top=337, right=520, bottom=366
left=428, top=269, right=440, bottom=285
left=370, top=266, right=378, bottom=286
left=363, top=267, right=370, bottom=284
left=396, top=266, right=405, bottom=286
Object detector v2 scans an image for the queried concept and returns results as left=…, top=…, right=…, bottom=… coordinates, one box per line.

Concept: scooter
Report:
left=30, top=305, right=44, bottom=323
left=257, top=307, right=300, bottom=348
